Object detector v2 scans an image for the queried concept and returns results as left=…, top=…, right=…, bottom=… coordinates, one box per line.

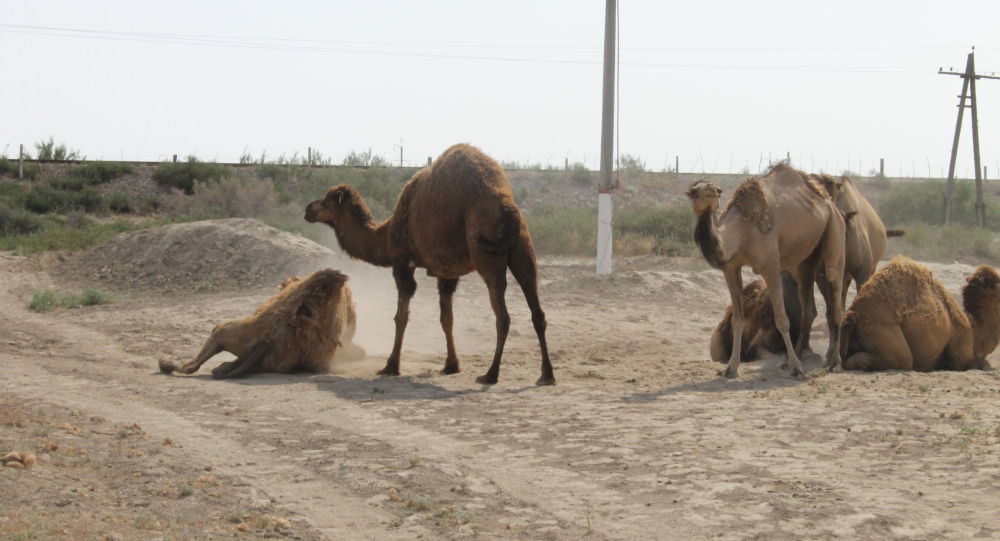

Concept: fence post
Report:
left=427, top=157, right=432, bottom=166
left=565, top=157, right=569, bottom=170
left=880, top=158, right=885, bottom=176
left=18, top=143, right=23, bottom=180
left=675, top=155, right=679, bottom=174
left=172, top=154, right=177, bottom=163
left=308, top=146, right=312, bottom=166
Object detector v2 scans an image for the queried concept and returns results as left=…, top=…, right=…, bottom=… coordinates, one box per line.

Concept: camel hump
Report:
left=723, top=177, right=774, bottom=234
left=431, top=143, right=507, bottom=189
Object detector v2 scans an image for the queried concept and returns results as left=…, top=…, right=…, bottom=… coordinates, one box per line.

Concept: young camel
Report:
left=687, top=164, right=847, bottom=378
left=304, top=143, right=554, bottom=386
left=841, top=256, right=1000, bottom=371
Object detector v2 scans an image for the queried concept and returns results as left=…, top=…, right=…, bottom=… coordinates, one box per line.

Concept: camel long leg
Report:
left=843, top=325, right=912, bottom=371
left=722, top=265, right=745, bottom=379
left=508, top=237, right=555, bottom=386
left=171, top=331, right=226, bottom=374
left=790, top=265, right=817, bottom=356
left=761, top=267, right=806, bottom=378
left=212, top=343, right=271, bottom=379
left=943, top=325, right=982, bottom=370
left=437, top=278, right=461, bottom=374
left=475, top=268, right=511, bottom=385
left=780, top=271, right=805, bottom=353
left=819, top=212, right=847, bottom=371
left=381, top=262, right=416, bottom=377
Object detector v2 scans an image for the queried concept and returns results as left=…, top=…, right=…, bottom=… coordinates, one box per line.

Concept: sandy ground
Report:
left=3, top=244, right=1000, bottom=540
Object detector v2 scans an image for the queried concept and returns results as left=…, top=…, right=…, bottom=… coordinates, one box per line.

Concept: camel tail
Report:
left=478, top=205, right=520, bottom=255
left=886, top=229, right=905, bottom=238
left=693, top=211, right=725, bottom=269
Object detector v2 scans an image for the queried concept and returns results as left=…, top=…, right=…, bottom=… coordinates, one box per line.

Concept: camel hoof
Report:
left=535, top=375, right=556, bottom=386
left=440, top=365, right=460, bottom=375
left=475, top=374, right=498, bottom=385
left=720, top=367, right=739, bottom=379
left=376, top=369, right=400, bottom=377
left=826, top=363, right=843, bottom=373
left=789, top=368, right=808, bottom=380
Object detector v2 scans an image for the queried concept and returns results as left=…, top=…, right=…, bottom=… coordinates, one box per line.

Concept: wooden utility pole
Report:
left=940, top=49, right=1000, bottom=226
left=596, top=0, right=616, bottom=275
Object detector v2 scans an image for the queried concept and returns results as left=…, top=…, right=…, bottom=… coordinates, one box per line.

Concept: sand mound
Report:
left=60, top=218, right=337, bottom=292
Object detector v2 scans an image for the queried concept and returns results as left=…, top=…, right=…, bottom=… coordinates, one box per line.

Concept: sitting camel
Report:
left=687, top=164, right=846, bottom=378
left=841, top=256, right=999, bottom=371
left=710, top=174, right=904, bottom=362
left=708, top=278, right=801, bottom=364
left=304, top=143, right=554, bottom=386
left=159, top=269, right=365, bottom=379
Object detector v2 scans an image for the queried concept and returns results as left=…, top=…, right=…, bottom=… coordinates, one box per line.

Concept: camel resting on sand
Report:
left=841, top=256, right=1000, bottom=371
left=687, top=164, right=846, bottom=378
left=159, top=269, right=364, bottom=379
left=709, top=278, right=802, bottom=364
left=305, top=143, right=554, bottom=385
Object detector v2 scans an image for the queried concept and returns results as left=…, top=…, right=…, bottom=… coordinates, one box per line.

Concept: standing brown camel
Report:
left=841, top=256, right=999, bottom=371
left=687, top=164, right=847, bottom=378
left=304, top=143, right=554, bottom=385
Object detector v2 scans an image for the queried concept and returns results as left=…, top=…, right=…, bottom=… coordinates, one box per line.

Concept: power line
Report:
left=0, top=25, right=930, bottom=74
left=0, top=23, right=984, bottom=52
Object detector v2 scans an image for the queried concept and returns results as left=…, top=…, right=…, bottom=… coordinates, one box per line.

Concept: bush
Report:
left=891, top=222, right=1000, bottom=263
left=342, top=149, right=391, bottom=167
left=27, top=287, right=111, bottom=312
left=0, top=205, right=43, bottom=235
left=525, top=206, right=597, bottom=256
left=616, top=206, right=693, bottom=255
left=107, top=193, right=133, bottom=214
left=0, top=217, right=151, bottom=255
left=567, top=162, right=592, bottom=187
left=0, top=158, right=14, bottom=177
left=618, top=154, right=646, bottom=175
left=34, top=137, right=82, bottom=161
left=153, top=157, right=232, bottom=194
left=67, top=161, right=133, bottom=184
left=880, top=179, right=1000, bottom=231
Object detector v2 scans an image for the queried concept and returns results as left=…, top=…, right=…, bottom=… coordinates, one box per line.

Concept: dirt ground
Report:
left=3, top=221, right=1000, bottom=540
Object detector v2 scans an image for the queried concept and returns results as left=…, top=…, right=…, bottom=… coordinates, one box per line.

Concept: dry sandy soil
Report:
left=3, top=219, right=1000, bottom=540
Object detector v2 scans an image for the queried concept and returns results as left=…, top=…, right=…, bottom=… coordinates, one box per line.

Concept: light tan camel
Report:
left=304, top=143, right=554, bottom=386
left=712, top=174, right=906, bottom=360
left=841, top=256, right=1000, bottom=371
left=687, top=164, right=847, bottom=378
left=159, top=269, right=365, bottom=379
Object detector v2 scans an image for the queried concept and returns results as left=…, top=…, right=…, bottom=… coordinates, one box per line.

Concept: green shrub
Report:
left=107, top=193, right=133, bottom=214
left=0, top=158, right=14, bottom=177
left=27, top=287, right=111, bottom=312
left=25, top=185, right=68, bottom=213
left=21, top=162, right=41, bottom=180
left=880, top=180, right=1000, bottom=231
left=153, top=157, right=232, bottom=194
left=525, top=206, right=597, bottom=256
left=78, top=288, right=111, bottom=306
left=567, top=162, right=592, bottom=187
left=618, top=154, right=646, bottom=175
left=67, top=161, right=133, bottom=184
left=0, top=205, right=43, bottom=235
left=0, top=182, right=29, bottom=207
left=342, top=149, right=390, bottom=167
left=34, top=137, right=81, bottom=161
left=890, top=222, right=1000, bottom=263
left=616, top=206, right=693, bottom=255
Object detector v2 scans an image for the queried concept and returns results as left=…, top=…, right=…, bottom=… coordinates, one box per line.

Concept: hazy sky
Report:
left=2, top=1, right=999, bottom=177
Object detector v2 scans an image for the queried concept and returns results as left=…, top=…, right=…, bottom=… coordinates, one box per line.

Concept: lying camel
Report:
left=688, top=164, right=846, bottom=378
left=841, top=256, right=999, bottom=371
left=708, top=278, right=801, bottom=364
left=305, top=143, right=554, bottom=385
left=159, top=269, right=365, bottom=379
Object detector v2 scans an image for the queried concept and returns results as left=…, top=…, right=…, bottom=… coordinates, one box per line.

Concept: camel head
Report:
left=304, top=184, right=360, bottom=224
left=686, top=180, right=722, bottom=215
left=963, top=265, right=1000, bottom=325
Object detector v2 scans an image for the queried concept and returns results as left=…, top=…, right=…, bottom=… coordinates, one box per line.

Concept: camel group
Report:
left=162, top=143, right=999, bottom=384
left=691, top=167, right=999, bottom=376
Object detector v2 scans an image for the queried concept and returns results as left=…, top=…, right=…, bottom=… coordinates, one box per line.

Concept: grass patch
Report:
left=890, top=222, right=1000, bottom=263
left=66, top=161, right=132, bottom=184
left=880, top=179, right=1000, bottom=231
left=0, top=216, right=172, bottom=255
left=526, top=204, right=694, bottom=256
left=27, top=288, right=111, bottom=312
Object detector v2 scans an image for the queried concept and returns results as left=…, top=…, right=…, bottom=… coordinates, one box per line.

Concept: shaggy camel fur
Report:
left=159, top=269, right=364, bottom=379
left=304, top=143, right=554, bottom=385
left=708, top=277, right=802, bottom=364
left=687, top=164, right=846, bottom=378
left=841, top=256, right=1000, bottom=371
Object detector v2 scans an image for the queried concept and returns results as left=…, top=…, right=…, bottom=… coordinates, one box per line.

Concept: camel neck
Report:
left=327, top=214, right=393, bottom=268
left=693, top=208, right=724, bottom=269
